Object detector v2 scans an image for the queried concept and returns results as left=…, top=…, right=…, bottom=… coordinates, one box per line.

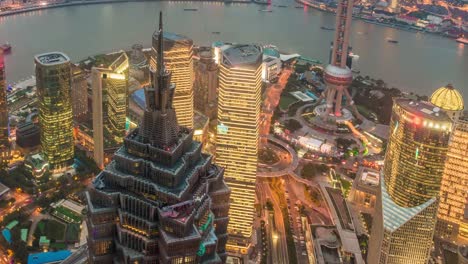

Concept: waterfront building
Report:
left=0, top=51, right=10, bottom=164
left=194, top=47, right=218, bottom=121
left=317, top=0, right=359, bottom=119
left=85, top=14, right=230, bottom=263
left=368, top=99, right=452, bottom=264
left=71, top=65, right=88, bottom=122
left=216, top=44, right=262, bottom=256
left=91, top=51, right=129, bottom=169
left=151, top=31, right=194, bottom=128
left=262, top=47, right=281, bottom=82
left=389, top=0, right=400, bottom=13
left=35, top=52, right=74, bottom=172
left=436, top=116, right=468, bottom=244
left=430, top=84, right=464, bottom=122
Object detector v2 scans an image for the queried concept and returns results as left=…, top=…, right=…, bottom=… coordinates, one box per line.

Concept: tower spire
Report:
left=157, top=11, right=164, bottom=76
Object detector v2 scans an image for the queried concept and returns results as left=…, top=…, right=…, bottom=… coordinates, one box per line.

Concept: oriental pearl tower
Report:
left=319, top=0, right=360, bottom=119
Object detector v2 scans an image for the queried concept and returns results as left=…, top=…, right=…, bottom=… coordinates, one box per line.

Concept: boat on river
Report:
left=0, top=43, right=11, bottom=53
left=320, top=26, right=334, bottom=31
left=456, top=38, right=468, bottom=45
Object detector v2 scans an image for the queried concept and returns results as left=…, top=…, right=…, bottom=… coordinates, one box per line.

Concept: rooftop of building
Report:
left=357, top=167, right=380, bottom=187
left=0, top=182, right=10, bottom=196
left=27, top=250, right=72, bottom=264
left=326, top=187, right=354, bottom=231
left=34, top=52, right=70, bottom=66
left=16, top=121, right=39, bottom=132
left=263, top=47, right=280, bottom=58
left=430, top=84, right=464, bottom=111
left=221, top=44, right=262, bottom=68
left=27, top=153, right=48, bottom=167
left=152, top=32, right=193, bottom=47
left=396, top=98, right=451, bottom=122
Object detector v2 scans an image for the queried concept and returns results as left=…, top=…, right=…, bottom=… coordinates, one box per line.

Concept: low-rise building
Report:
left=348, top=167, right=380, bottom=209
left=24, top=153, right=49, bottom=179
left=262, top=57, right=281, bottom=82
left=15, top=121, right=40, bottom=152
left=319, top=182, right=365, bottom=263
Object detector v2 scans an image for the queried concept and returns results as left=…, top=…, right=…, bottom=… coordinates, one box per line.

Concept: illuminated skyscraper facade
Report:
left=436, top=117, right=468, bottom=244
left=216, top=44, right=262, bottom=256
left=368, top=99, right=452, bottom=264
left=71, top=65, right=88, bottom=122
left=194, top=47, right=218, bottom=120
left=86, top=14, right=230, bottom=263
left=0, top=51, right=9, bottom=164
left=92, top=52, right=129, bottom=169
left=35, top=52, right=74, bottom=171
left=151, top=32, right=194, bottom=128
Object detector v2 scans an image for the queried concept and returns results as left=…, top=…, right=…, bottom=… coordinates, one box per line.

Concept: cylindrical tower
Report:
left=35, top=52, right=74, bottom=171
left=384, top=99, right=452, bottom=207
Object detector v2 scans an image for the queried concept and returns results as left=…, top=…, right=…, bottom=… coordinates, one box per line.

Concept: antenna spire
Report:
left=157, top=11, right=164, bottom=75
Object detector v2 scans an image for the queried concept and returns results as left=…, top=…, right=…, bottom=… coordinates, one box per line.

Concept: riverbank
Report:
left=295, top=0, right=463, bottom=41
left=0, top=0, right=251, bottom=17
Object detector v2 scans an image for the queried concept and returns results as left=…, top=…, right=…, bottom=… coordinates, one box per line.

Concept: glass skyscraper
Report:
left=151, top=31, right=194, bottom=128
left=368, top=99, right=452, bottom=264
left=92, top=51, right=129, bottom=169
left=35, top=52, right=74, bottom=171
left=216, top=44, right=262, bottom=257
left=436, top=117, right=468, bottom=244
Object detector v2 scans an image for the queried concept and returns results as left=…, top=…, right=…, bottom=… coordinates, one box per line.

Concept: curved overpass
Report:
left=257, top=135, right=299, bottom=178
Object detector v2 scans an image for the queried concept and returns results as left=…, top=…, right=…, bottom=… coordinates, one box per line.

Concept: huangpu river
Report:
left=0, top=1, right=466, bottom=98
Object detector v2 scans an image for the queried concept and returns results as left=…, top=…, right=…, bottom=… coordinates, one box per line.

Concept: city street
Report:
left=0, top=190, right=31, bottom=221
left=257, top=180, right=289, bottom=264
left=259, top=69, right=292, bottom=146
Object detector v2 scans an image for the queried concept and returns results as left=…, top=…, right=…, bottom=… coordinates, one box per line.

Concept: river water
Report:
left=0, top=1, right=466, bottom=98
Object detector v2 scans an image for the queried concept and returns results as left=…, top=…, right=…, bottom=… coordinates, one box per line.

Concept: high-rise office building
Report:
left=0, top=51, right=10, bottom=164
left=430, top=84, right=464, bottom=122
left=151, top=31, right=194, bottom=128
left=436, top=116, right=468, bottom=244
left=368, top=99, right=452, bottom=264
left=216, top=44, right=262, bottom=256
left=85, top=14, right=230, bottom=263
left=92, top=52, right=129, bottom=169
left=71, top=65, right=88, bottom=122
left=194, top=47, right=218, bottom=120
left=35, top=52, right=74, bottom=171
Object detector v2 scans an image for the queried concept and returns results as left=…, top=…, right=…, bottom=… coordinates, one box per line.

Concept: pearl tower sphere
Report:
left=321, top=0, right=358, bottom=118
